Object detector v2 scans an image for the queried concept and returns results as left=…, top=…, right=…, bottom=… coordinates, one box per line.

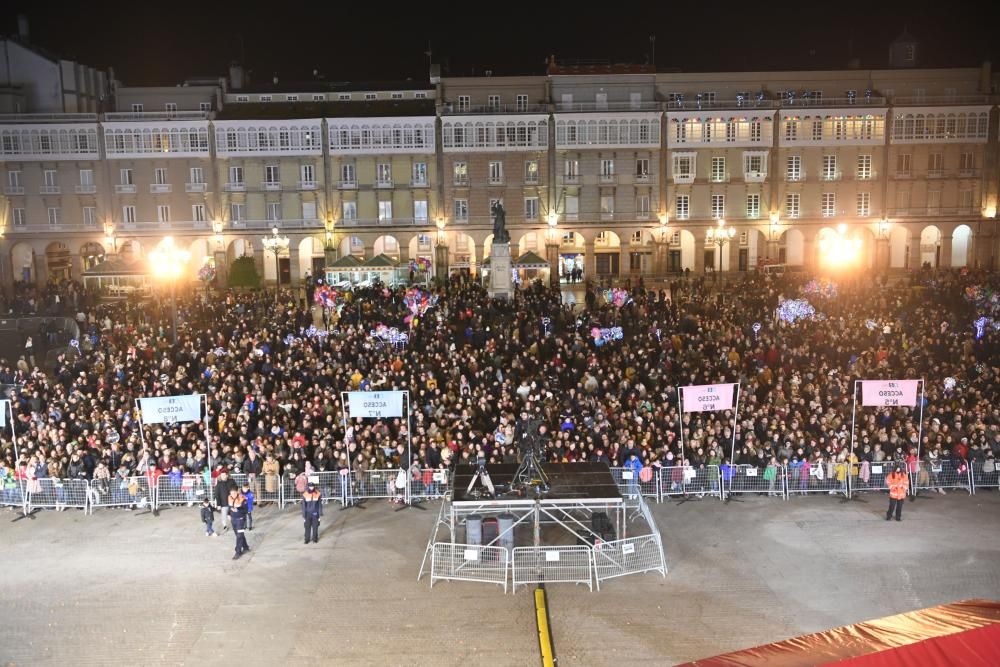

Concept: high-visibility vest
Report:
left=887, top=472, right=908, bottom=500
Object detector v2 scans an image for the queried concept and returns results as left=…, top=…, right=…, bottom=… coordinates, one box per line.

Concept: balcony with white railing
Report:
left=410, top=178, right=429, bottom=188
left=75, top=184, right=97, bottom=194
left=926, top=169, right=945, bottom=179
left=298, top=180, right=318, bottom=190
left=636, top=211, right=651, bottom=220
left=666, top=99, right=777, bottom=111
left=709, top=173, right=730, bottom=184
left=443, top=103, right=550, bottom=115
left=564, top=212, right=579, bottom=221
left=105, top=111, right=211, bottom=121
left=115, top=184, right=137, bottom=194
left=786, top=172, right=805, bottom=182
left=744, top=171, right=767, bottom=183
left=185, top=182, right=207, bottom=192
left=958, top=169, right=980, bottom=178
left=375, top=179, right=394, bottom=189
left=634, top=173, right=651, bottom=184
left=487, top=176, right=505, bottom=186
left=39, top=185, right=61, bottom=194
left=338, top=180, right=357, bottom=190
left=673, top=173, right=695, bottom=184
left=262, top=181, right=282, bottom=191
left=556, top=101, right=661, bottom=112
left=452, top=177, right=469, bottom=187
left=820, top=171, right=842, bottom=182
left=599, top=173, right=618, bottom=184
left=600, top=211, right=615, bottom=221
left=524, top=176, right=540, bottom=186
left=856, top=171, right=877, bottom=181
left=4, top=186, right=24, bottom=195
left=0, top=112, right=98, bottom=123
left=893, top=94, right=990, bottom=106
left=150, top=183, right=172, bottom=193
left=224, top=182, right=246, bottom=192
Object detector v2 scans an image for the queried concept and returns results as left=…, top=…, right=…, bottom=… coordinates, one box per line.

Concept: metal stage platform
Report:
left=419, top=462, right=667, bottom=592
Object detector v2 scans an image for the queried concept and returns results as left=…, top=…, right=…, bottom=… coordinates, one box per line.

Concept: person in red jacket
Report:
left=886, top=463, right=909, bottom=522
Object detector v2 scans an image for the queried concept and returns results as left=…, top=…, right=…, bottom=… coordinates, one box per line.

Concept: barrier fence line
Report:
left=592, top=534, right=666, bottom=591
left=1, top=478, right=27, bottom=515
left=849, top=460, right=891, bottom=495
left=408, top=467, right=452, bottom=502
left=727, top=464, right=788, bottom=500
left=911, top=460, right=972, bottom=496
left=970, top=460, right=999, bottom=493
left=156, top=474, right=211, bottom=508
left=26, top=478, right=89, bottom=512
left=511, top=546, right=594, bottom=592
left=786, top=461, right=848, bottom=498
left=659, top=465, right=723, bottom=501
left=89, top=476, right=153, bottom=510
left=430, top=542, right=509, bottom=593
left=608, top=467, right=659, bottom=503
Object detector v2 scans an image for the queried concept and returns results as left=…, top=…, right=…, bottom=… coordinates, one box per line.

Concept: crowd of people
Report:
left=1, top=264, right=998, bottom=519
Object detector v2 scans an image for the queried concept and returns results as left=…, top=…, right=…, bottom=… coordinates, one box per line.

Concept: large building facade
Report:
left=1, top=49, right=999, bottom=288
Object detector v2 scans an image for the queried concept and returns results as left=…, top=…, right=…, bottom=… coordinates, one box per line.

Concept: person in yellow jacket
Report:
left=886, top=463, right=909, bottom=522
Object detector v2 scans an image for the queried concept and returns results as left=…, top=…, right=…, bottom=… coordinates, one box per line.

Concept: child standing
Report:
left=201, top=499, right=218, bottom=537
left=242, top=482, right=255, bottom=531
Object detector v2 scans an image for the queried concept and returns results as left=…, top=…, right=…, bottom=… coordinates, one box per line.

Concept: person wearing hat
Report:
left=301, top=483, right=322, bottom=544
left=228, top=487, right=250, bottom=559
left=214, top=469, right=237, bottom=531
left=885, top=462, right=909, bottom=522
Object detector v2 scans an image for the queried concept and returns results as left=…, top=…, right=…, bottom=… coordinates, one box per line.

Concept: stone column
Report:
left=694, top=237, right=706, bottom=274
left=288, top=245, right=301, bottom=285
left=473, top=242, right=484, bottom=280
left=907, top=235, right=921, bottom=270
left=545, top=242, right=559, bottom=288
left=728, top=237, right=740, bottom=272
left=939, top=235, right=953, bottom=268
left=434, top=242, right=449, bottom=283
left=584, top=241, right=596, bottom=281
left=70, top=254, right=85, bottom=282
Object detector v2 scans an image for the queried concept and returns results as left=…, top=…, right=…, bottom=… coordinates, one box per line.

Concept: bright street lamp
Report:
left=261, top=226, right=290, bottom=303
left=706, top=219, right=736, bottom=275
left=149, top=236, right=191, bottom=345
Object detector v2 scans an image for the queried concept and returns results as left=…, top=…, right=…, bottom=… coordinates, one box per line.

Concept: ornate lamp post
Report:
left=705, top=218, right=735, bottom=276
left=261, top=226, right=290, bottom=303
left=149, top=236, right=190, bottom=345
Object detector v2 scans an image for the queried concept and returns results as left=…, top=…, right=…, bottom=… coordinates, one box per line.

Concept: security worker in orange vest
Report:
left=886, top=463, right=909, bottom=522
left=302, top=483, right=323, bottom=544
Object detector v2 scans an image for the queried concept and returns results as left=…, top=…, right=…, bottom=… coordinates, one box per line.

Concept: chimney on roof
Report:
left=17, top=15, right=29, bottom=42
left=229, top=62, right=245, bottom=90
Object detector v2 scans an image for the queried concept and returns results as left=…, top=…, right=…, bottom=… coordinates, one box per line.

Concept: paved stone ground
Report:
left=1, top=491, right=998, bottom=666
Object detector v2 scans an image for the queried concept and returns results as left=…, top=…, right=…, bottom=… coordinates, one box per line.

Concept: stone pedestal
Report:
left=488, top=242, right=514, bottom=299
left=434, top=243, right=449, bottom=284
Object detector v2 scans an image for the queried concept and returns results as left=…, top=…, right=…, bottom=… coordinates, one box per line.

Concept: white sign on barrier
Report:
left=872, top=465, right=883, bottom=474
left=861, top=380, right=919, bottom=407
left=681, top=383, right=736, bottom=413
left=346, top=390, right=405, bottom=418
left=545, top=551, right=560, bottom=562
left=622, top=543, right=636, bottom=555
left=622, top=470, right=634, bottom=480
left=0, top=399, right=7, bottom=428
left=140, top=395, right=202, bottom=424
left=464, top=549, right=479, bottom=561
left=746, top=468, right=758, bottom=477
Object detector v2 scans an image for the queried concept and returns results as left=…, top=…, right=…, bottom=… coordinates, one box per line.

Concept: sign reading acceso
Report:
left=346, top=391, right=405, bottom=418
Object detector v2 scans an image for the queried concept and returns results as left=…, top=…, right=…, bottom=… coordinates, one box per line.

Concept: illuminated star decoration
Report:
left=777, top=299, right=816, bottom=323
left=370, top=324, right=409, bottom=350
left=591, top=326, right=624, bottom=347
left=604, top=288, right=632, bottom=308
left=752, top=322, right=761, bottom=339
left=541, top=317, right=551, bottom=336
left=69, top=339, right=80, bottom=351
left=944, top=377, right=957, bottom=392
left=802, top=278, right=838, bottom=299
left=974, top=316, right=992, bottom=340
left=866, top=320, right=878, bottom=331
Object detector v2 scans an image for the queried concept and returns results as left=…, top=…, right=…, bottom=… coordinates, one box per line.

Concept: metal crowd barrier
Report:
left=849, top=461, right=891, bottom=494
left=911, top=460, right=972, bottom=496
left=608, top=466, right=659, bottom=502
left=660, top=465, right=723, bottom=500
left=408, top=467, right=452, bottom=502
left=430, top=542, right=509, bottom=593
left=592, top=534, right=666, bottom=590
left=970, top=460, right=999, bottom=492
left=355, top=468, right=403, bottom=502
left=89, top=476, right=154, bottom=510
left=786, top=462, right=847, bottom=497
left=1, top=480, right=27, bottom=512
left=727, top=464, right=787, bottom=499
left=156, top=474, right=211, bottom=508
left=27, top=478, right=89, bottom=511
left=511, top=546, right=594, bottom=592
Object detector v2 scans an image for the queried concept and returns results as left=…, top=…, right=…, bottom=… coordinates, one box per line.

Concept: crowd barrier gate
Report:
left=911, top=460, right=972, bottom=496
left=26, top=478, right=89, bottom=512
left=785, top=462, right=847, bottom=497
left=970, top=460, right=999, bottom=492
left=89, top=476, right=153, bottom=510
left=660, top=465, right=723, bottom=501
left=726, top=464, right=788, bottom=499
left=511, top=546, right=594, bottom=592
left=430, top=542, right=509, bottom=593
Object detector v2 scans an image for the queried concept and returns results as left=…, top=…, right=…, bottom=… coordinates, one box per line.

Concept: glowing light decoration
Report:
left=777, top=299, right=816, bottom=323
left=802, top=278, right=838, bottom=298
left=403, top=287, right=438, bottom=326
left=370, top=324, right=409, bottom=349
left=818, top=234, right=863, bottom=268
left=974, top=316, right=990, bottom=340
left=752, top=322, right=761, bottom=339
left=604, top=288, right=632, bottom=308
left=69, top=339, right=79, bottom=350
left=944, top=377, right=957, bottom=392
left=866, top=320, right=878, bottom=331
left=591, top=326, right=624, bottom=346
left=313, top=285, right=341, bottom=309
left=541, top=317, right=551, bottom=336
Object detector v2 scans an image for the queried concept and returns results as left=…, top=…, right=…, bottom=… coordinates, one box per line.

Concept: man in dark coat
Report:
left=301, top=483, right=323, bottom=544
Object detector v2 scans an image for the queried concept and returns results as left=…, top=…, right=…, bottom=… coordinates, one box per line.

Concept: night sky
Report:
left=3, top=1, right=997, bottom=86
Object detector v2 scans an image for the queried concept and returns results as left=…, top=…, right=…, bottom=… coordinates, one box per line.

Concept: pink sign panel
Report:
left=681, top=383, right=736, bottom=413
left=861, top=380, right=920, bottom=407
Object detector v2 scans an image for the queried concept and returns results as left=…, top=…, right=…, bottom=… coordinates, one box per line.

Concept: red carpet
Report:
left=678, top=599, right=1000, bottom=667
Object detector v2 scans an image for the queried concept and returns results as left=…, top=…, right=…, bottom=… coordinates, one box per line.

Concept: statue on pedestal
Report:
left=491, top=201, right=509, bottom=244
